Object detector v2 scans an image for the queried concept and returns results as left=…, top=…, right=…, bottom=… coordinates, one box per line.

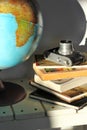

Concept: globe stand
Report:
left=0, top=80, right=26, bottom=106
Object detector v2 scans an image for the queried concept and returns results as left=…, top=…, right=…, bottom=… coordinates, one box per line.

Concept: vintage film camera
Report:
left=44, top=40, right=86, bottom=66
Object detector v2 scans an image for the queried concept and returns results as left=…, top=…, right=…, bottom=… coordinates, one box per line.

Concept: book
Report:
left=34, top=74, right=87, bottom=92
left=29, top=89, right=87, bottom=110
left=29, top=80, right=87, bottom=103
left=33, top=64, right=87, bottom=80
left=34, top=54, right=87, bottom=69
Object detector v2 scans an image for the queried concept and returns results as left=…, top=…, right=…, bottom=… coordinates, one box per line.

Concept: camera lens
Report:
left=58, top=40, right=74, bottom=55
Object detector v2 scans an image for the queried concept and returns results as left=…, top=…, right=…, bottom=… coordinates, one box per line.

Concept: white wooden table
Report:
left=0, top=79, right=87, bottom=130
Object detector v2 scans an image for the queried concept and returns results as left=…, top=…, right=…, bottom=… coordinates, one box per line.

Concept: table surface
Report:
left=0, top=79, right=87, bottom=130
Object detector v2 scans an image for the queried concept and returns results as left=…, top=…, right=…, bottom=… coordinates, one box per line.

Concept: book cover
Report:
left=34, top=74, right=87, bottom=92
left=34, top=54, right=87, bottom=69
left=29, top=89, right=87, bottom=110
left=29, top=80, right=87, bottom=103
left=33, top=64, right=87, bottom=80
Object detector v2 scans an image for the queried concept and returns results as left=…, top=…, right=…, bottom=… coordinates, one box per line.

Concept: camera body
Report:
left=44, top=40, right=86, bottom=66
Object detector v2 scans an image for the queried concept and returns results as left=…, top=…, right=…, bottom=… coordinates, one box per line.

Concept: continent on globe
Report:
left=0, top=0, right=36, bottom=47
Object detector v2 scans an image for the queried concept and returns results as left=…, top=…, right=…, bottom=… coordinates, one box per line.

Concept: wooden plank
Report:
left=0, top=106, right=13, bottom=121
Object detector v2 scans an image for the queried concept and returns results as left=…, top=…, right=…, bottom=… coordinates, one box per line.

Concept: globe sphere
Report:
left=0, top=0, right=43, bottom=69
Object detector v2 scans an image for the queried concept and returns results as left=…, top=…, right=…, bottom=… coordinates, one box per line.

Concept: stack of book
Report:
left=29, top=54, right=87, bottom=110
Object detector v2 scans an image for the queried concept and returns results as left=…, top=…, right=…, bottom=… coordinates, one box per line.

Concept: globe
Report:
left=0, top=0, right=43, bottom=69
left=0, top=0, right=43, bottom=106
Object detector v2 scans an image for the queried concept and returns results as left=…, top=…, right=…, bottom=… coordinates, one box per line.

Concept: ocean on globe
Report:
left=0, top=0, right=43, bottom=69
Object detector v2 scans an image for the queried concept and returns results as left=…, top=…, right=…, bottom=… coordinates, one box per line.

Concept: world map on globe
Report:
left=0, top=0, right=42, bottom=69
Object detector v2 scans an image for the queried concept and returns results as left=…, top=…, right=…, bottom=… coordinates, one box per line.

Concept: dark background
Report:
left=0, top=0, right=86, bottom=80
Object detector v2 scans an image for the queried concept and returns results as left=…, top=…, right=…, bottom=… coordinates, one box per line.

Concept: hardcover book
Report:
left=29, top=89, right=87, bottom=110
left=34, top=74, right=87, bottom=92
left=33, top=54, right=87, bottom=80
left=33, top=64, right=87, bottom=80
left=29, top=80, right=87, bottom=103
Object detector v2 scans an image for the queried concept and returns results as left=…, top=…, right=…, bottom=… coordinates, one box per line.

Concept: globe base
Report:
left=0, top=82, right=26, bottom=106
